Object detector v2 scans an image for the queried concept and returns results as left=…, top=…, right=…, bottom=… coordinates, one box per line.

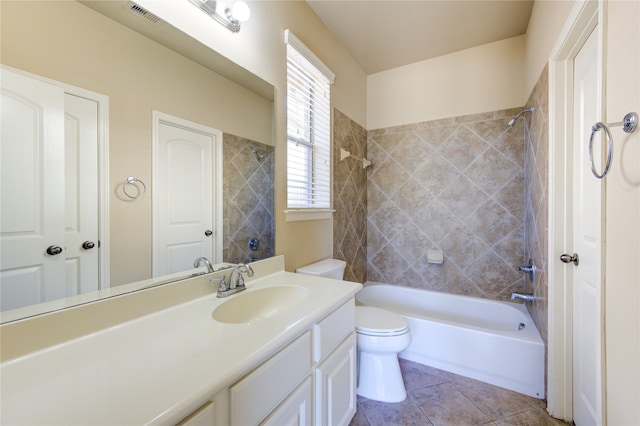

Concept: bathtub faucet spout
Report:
left=511, top=292, right=535, bottom=303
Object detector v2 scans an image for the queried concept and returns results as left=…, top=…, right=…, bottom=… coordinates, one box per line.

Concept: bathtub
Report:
left=356, top=283, right=544, bottom=399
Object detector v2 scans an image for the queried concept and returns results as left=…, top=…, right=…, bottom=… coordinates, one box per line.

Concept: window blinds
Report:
left=285, top=30, right=334, bottom=209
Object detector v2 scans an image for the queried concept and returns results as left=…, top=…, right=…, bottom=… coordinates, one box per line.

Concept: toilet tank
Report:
left=296, top=259, right=346, bottom=280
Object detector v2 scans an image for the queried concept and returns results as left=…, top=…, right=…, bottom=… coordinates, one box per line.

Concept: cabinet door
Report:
left=315, top=333, right=357, bottom=426
left=262, top=376, right=312, bottom=426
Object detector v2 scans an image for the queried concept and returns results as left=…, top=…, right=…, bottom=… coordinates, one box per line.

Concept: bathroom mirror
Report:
left=0, top=0, right=275, bottom=323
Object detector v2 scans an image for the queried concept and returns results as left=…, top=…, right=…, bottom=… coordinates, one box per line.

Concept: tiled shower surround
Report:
left=366, top=109, right=527, bottom=300
left=333, top=109, right=368, bottom=283
left=524, top=65, right=549, bottom=351
left=333, top=67, right=551, bottom=394
left=222, top=133, right=274, bottom=264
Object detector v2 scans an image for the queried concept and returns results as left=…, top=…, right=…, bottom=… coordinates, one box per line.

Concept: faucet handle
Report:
left=210, top=275, right=228, bottom=292
left=236, top=275, right=246, bottom=288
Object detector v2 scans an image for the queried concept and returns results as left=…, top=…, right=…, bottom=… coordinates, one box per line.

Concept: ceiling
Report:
left=306, top=0, right=534, bottom=75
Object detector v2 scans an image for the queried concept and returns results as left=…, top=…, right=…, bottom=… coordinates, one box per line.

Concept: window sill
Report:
left=284, top=209, right=335, bottom=222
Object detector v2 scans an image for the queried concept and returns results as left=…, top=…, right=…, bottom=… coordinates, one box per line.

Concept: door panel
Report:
left=572, top=28, right=603, bottom=426
left=154, top=116, right=220, bottom=277
left=64, top=93, right=99, bottom=295
left=1, top=68, right=66, bottom=310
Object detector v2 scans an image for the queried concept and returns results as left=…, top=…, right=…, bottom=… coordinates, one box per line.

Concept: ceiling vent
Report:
left=126, top=2, right=161, bottom=25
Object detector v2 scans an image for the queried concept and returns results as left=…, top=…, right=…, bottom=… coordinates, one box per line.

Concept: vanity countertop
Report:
left=0, top=267, right=361, bottom=425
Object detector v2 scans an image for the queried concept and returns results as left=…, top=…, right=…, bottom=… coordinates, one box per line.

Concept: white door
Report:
left=1, top=68, right=66, bottom=311
left=64, top=94, right=99, bottom=296
left=153, top=112, right=222, bottom=277
left=571, top=28, right=604, bottom=426
left=1, top=68, right=101, bottom=312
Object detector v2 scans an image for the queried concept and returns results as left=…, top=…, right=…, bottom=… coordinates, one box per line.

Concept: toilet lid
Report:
left=356, top=306, right=409, bottom=336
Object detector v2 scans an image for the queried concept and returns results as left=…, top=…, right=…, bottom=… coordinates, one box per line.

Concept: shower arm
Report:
left=508, top=107, right=535, bottom=127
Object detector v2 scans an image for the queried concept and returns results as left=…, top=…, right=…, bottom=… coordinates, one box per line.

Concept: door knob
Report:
left=82, top=241, right=96, bottom=250
left=46, top=245, right=63, bottom=255
left=560, top=253, right=579, bottom=266
left=204, top=229, right=213, bottom=237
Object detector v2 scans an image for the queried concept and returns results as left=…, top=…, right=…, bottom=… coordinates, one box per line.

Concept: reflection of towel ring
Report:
left=123, top=176, right=146, bottom=199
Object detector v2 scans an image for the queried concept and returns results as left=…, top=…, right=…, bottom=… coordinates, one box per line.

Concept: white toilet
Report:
left=296, top=259, right=412, bottom=403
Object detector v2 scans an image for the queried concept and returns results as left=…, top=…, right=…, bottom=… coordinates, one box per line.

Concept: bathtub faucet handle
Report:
left=517, top=259, right=536, bottom=283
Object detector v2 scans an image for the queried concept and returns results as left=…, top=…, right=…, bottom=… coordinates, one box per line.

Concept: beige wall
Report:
left=136, top=0, right=368, bottom=272
left=366, top=36, right=526, bottom=129
left=1, top=1, right=273, bottom=285
left=524, top=0, right=576, bottom=96
left=604, top=1, right=640, bottom=423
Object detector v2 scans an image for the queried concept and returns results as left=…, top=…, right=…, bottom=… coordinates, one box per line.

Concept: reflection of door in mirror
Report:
left=153, top=112, right=223, bottom=277
left=1, top=68, right=103, bottom=311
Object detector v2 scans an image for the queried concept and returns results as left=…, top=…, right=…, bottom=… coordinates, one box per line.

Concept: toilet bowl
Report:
left=296, top=259, right=411, bottom=403
left=355, top=306, right=411, bottom=402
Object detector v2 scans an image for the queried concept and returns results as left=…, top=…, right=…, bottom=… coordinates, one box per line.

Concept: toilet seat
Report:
left=356, top=306, right=409, bottom=336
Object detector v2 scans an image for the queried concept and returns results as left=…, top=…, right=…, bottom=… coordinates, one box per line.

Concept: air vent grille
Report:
left=127, top=2, right=161, bottom=24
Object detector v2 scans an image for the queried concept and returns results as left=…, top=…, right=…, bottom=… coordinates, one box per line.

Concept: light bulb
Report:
left=230, top=1, right=250, bottom=23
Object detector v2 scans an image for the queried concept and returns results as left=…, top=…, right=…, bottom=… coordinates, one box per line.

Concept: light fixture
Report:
left=189, top=0, right=251, bottom=33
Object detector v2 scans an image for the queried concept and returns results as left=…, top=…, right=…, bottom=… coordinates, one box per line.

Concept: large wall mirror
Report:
left=0, top=0, right=275, bottom=323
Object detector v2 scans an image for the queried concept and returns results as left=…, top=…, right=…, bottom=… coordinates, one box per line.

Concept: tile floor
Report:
left=350, top=359, right=570, bottom=426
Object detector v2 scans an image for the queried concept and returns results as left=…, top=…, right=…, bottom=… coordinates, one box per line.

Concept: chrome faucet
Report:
left=511, top=292, right=535, bottom=303
left=193, top=257, right=214, bottom=273
left=213, top=263, right=254, bottom=298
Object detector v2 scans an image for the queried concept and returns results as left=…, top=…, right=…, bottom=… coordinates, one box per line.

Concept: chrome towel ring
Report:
left=122, top=176, right=147, bottom=199
left=589, top=112, right=637, bottom=179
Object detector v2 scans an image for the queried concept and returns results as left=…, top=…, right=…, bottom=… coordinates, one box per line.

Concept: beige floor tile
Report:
left=350, top=360, right=565, bottom=426
left=410, top=382, right=491, bottom=426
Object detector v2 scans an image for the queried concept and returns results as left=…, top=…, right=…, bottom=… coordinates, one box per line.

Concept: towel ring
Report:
left=588, top=122, right=613, bottom=179
left=588, top=112, right=637, bottom=179
left=122, top=176, right=146, bottom=199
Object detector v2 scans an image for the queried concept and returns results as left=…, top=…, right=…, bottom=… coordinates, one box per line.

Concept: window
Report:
left=285, top=30, right=335, bottom=220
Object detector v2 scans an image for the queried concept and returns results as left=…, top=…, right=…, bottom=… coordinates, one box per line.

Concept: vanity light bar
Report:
left=188, top=0, right=250, bottom=33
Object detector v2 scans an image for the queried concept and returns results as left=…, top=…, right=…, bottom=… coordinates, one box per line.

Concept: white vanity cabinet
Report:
left=179, top=299, right=356, bottom=426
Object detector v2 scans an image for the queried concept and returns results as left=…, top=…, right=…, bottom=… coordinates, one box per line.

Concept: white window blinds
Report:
left=285, top=30, right=334, bottom=211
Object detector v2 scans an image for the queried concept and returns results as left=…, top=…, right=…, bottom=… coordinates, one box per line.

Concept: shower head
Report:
left=507, top=107, right=535, bottom=127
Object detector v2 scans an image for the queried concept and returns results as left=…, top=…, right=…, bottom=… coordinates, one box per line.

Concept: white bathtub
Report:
left=356, top=283, right=545, bottom=399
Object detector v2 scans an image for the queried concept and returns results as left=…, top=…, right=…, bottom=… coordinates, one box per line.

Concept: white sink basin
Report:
left=212, top=285, right=310, bottom=324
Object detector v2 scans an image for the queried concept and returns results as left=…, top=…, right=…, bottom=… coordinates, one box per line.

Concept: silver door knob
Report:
left=46, top=245, right=63, bottom=255
left=560, top=253, right=579, bottom=266
left=204, top=230, right=213, bottom=237
left=82, top=241, right=96, bottom=250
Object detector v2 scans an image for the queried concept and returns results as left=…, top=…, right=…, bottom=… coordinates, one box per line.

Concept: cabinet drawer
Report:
left=313, top=300, right=355, bottom=362
left=230, top=331, right=311, bottom=425
left=262, top=376, right=312, bottom=426
left=177, top=401, right=215, bottom=426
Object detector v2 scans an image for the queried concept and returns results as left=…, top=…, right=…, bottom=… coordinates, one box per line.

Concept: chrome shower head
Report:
left=507, top=107, right=535, bottom=127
